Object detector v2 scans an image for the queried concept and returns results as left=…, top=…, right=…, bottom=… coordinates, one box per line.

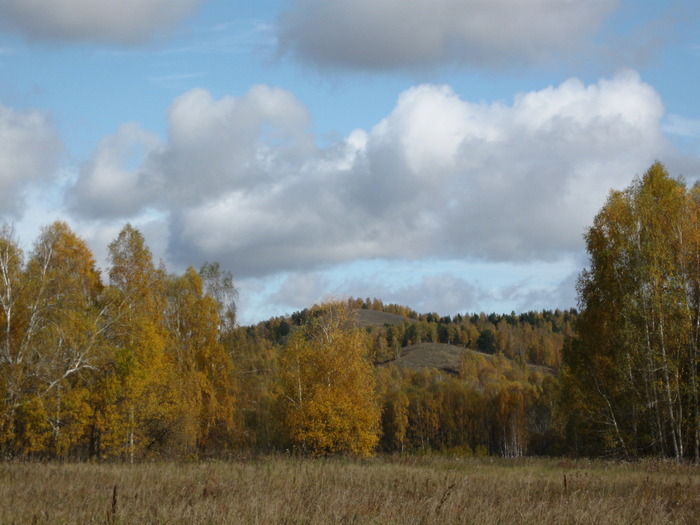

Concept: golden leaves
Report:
left=0, top=222, right=238, bottom=459
left=277, top=302, right=381, bottom=456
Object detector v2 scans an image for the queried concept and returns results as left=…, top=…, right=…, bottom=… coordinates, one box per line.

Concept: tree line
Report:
left=0, top=219, right=572, bottom=459
left=252, top=300, right=575, bottom=369
left=0, top=222, right=385, bottom=459
left=229, top=299, right=568, bottom=458
left=0, top=222, right=236, bottom=459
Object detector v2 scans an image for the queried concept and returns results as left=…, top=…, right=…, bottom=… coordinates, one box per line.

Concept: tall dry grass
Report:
left=0, top=455, right=697, bottom=524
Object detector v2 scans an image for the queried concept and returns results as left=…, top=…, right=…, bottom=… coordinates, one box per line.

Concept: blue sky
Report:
left=1, top=0, right=699, bottom=325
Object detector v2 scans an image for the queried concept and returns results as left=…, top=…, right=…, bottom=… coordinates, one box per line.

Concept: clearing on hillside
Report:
left=382, top=342, right=555, bottom=377
left=354, top=308, right=407, bottom=327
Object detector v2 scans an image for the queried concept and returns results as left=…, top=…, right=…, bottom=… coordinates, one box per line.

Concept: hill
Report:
left=381, top=342, right=556, bottom=377
left=232, top=300, right=570, bottom=457
left=354, top=308, right=407, bottom=328
left=240, top=298, right=572, bottom=372
left=382, top=342, right=465, bottom=374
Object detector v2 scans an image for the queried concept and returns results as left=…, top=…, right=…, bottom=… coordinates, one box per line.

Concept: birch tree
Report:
left=0, top=222, right=104, bottom=456
left=164, top=267, right=236, bottom=453
left=277, top=302, right=381, bottom=456
left=97, top=224, right=178, bottom=460
left=565, top=162, right=700, bottom=460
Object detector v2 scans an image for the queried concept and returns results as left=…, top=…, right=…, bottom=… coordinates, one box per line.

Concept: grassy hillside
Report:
left=355, top=308, right=407, bottom=327
left=381, top=342, right=555, bottom=378
left=382, top=342, right=466, bottom=374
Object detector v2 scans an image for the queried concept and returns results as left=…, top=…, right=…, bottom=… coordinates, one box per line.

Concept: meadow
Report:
left=0, top=456, right=697, bottom=524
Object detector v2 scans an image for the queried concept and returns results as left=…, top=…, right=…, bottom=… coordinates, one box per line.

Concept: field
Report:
left=0, top=456, right=697, bottom=524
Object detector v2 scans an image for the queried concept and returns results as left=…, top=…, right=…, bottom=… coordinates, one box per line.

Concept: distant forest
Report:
left=0, top=162, right=698, bottom=461
left=231, top=299, right=574, bottom=458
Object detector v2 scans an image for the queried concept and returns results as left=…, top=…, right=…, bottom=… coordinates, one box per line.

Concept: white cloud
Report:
left=69, top=123, right=163, bottom=218
left=69, top=86, right=314, bottom=219
left=162, top=86, right=314, bottom=206
left=0, top=104, right=62, bottom=216
left=67, top=72, right=671, bottom=282
left=277, top=0, right=616, bottom=70
left=0, top=0, right=204, bottom=45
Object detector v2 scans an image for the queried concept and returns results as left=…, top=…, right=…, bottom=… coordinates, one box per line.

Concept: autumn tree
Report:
left=228, top=326, right=283, bottom=451
left=0, top=222, right=104, bottom=456
left=0, top=225, right=31, bottom=454
left=164, top=267, right=236, bottom=453
left=377, top=366, right=409, bottom=453
left=23, top=222, right=105, bottom=456
left=564, top=162, right=700, bottom=460
left=199, top=261, right=238, bottom=335
left=95, top=224, right=179, bottom=460
left=406, top=374, right=440, bottom=451
left=490, top=384, right=527, bottom=457
left=276, top=302, right=381, bottom=456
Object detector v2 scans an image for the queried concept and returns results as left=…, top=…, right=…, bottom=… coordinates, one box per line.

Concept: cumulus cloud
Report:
left=69, top=85, right=314, bottom=220
left=69, top=123, right=163, bottom=218
left=0, top=104, right=62, bottom=216
left=161, top=86, right=314, bottom=206
left=68, top=72, right=670, bottom=279
left=0, top=0, right=204, bottom=45
left=276, top=0, right=617, bottom=70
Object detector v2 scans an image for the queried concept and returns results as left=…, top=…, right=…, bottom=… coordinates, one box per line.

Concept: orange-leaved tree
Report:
left=277, top=301, right=381, bottom=456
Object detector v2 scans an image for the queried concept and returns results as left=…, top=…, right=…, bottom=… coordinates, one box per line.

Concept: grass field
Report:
left=0, top=456, right=697, bottom=524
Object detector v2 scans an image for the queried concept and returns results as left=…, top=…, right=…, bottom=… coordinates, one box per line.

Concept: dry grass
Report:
left=385, top=342, right=556, bottom=378
left=0, top=455, right=697, bottom=524
left=383, top=342, right=467, bottom=373
left=355, top=309, right=407, bottom=328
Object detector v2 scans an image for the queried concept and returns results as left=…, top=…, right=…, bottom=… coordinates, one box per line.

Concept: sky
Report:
left=1, top=0, right=699, bottom=325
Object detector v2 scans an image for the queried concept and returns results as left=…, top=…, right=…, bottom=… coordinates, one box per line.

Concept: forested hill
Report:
left=229, top=298, right=574, bottom=457
left=233, top=297, right=577, bottom=370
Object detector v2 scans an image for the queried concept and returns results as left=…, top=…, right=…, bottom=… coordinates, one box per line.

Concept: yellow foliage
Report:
left=99, top=224, right=180, bottom=460
left=165, top=267, right=236, bottom=453
left=277, top=302, right=381, bottom=456
left=14, top=397, right=50, bottom=454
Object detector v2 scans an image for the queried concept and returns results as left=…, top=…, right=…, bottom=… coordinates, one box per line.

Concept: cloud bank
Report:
left=276, top=0, right=617, bottom=70
left=0, top=105, right=62, bottom=215
left=67, top=71, right=667, bottom=280
left=0, top=0, right=204, bottom=45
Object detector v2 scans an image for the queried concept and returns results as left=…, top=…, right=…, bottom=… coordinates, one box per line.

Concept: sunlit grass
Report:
left=0, top=455, right=697, bottom=524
